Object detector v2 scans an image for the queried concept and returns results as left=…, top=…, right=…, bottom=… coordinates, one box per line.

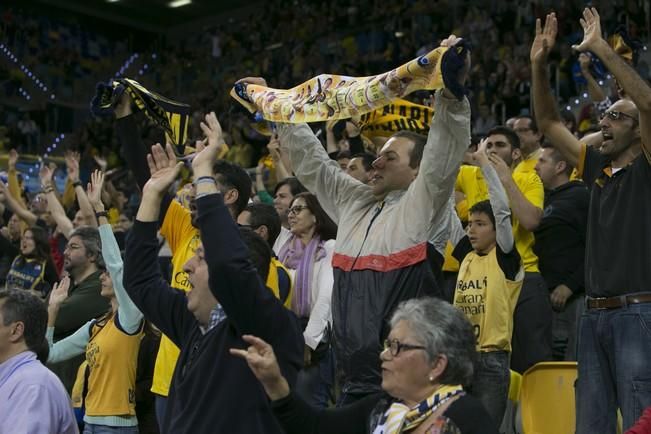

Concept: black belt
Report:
left=586, top=293, right=651, bottom=310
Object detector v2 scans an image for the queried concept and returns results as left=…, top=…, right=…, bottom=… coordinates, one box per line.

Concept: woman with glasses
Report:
left=231, top=296, right=496, bottom=434
left=277, top=192, right=337, bottom=408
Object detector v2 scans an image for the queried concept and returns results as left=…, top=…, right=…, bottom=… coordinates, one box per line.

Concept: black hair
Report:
left=22, top=226, right=51, bottom=262
left=468, top=200, right=496, bottom=228
left=515, top=115, right=539, bottom=133
left=238, top=227, right=271, bottom=281
left=0, top=289, right=49, bottom=363
left=486, top=126, right=521, bottom=149
left=213, top=160, right=252, bottom=216
left=292, top=192, right=338, bottom=241
left=273, top=177, right=307, bottom=197
left=391, top=130, right=427, bottom=168
left=350, top=152, right=376, bottom=172
left=336, top=150, right=351, bottom=161
left=243, top=203, right=281, bottom=247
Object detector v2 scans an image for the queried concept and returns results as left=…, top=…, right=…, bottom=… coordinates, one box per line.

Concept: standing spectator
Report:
left=0, top=213, right=24, bottom=286
left=278, top=192, right=337, bottom=407
left=533, top=144, right=589, bottom=360
left=0, top=289, right=78, bottom=434
left=512, top=115, right=544, bottom=175
left=345, top=152, right=375, bottom=184
left=451, top=139, right=524, bottom=428
left=455, top=126, right=551, bottom=374
left=46, top=170, right=145, bottom=433
left=531, top=10, right=651, bottom=432
left=240, top=35, right=471, bottom=404
left=123, top=140, right=303, bottom=433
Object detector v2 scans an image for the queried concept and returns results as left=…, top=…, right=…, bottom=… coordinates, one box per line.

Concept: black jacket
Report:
left=124, top=193, right=303, bottom=433
left=533, top=181, right=589, bottom=293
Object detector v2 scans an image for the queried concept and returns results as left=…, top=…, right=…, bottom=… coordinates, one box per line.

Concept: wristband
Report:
left=72, top=180, right=83, bottom=188
left=193, top=176, right=216, bottom=186
left=95, top=211, right=108, bottom=219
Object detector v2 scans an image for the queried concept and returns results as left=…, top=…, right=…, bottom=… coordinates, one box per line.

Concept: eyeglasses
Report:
left=288, top=205, right=309, bottom=215
left=600, top=110, right=637, bottom=122
left=383, top=338, right=426, bottom=357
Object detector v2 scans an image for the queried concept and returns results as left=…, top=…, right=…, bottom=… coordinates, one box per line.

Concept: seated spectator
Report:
left=46, top=170, right=144, bottom=433
left=233, top=297, right=497, bottom=434
left=0, top=289, right=78, bottom=434
left=124, top=140, right=303, bottom=432
left=3, top=225, right=59, bottom=298
left=278, top=192, right=337, bottom=407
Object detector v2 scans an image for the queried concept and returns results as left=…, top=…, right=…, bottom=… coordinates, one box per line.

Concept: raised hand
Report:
left=65, top=151, right=81, bottom=183
left=8, top=149, right=18, bottom=170
left=49, top=276, right=71, bottom=307
left=197, top=112, right=227, bottom=161
left=471, top=138, right=491, bottom=166
left=572, top=8, right=604, bottom=53
left=229, top=335, right=290, bottom=400
left=143, top=143, right=183, bottom=197
left=39, top=163, right=54, bottom=187
left=488, top=152, right=513, bottom=182
left=87, top=170, right=105, bottom=211
left=235, top=77, right=268, bottom=87
left=267, top=134, right=281, bottom=159
left=530, top=13, right=557, bottom=64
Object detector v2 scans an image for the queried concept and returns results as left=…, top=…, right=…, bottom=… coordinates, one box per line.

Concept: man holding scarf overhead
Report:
left=234, top=35, right=471, bottom=404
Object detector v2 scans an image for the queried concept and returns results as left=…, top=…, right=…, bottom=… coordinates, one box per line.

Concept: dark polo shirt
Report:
left=579, top=144, right=651, bottom=297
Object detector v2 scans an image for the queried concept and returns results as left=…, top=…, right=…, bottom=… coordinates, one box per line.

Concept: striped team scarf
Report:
left=360, top=99, right=433, bottom=138
left=231, top=42, right=469, bottom=124
left=372, top=385, right=464, bottom=434
left=90, top=78, right=191, bottom=156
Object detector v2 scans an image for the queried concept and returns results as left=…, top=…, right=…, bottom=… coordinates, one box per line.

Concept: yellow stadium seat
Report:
left=520, top=362, right=577, bottom=434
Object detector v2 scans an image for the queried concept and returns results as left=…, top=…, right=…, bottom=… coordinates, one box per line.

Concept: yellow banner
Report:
left=360, top=99, right=433, bottom=137
left=231, top=46, right=449, bottom=123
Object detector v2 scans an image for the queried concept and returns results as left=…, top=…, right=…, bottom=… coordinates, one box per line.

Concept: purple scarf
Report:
left=278, top=235, right=326, bottom=318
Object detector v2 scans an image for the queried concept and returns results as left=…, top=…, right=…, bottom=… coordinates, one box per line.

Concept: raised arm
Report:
left=7, top=149, right=26, bottom=208
left=39, top=164, right=73, bottom=238
left=482, top=157, right=515, bottom=253
left=579, top=53, right=607, bottom=104
left=531, top=13, right=582, bottom=167
left=125, top=143, right=193, bottom=345
left=88, top=170, right=143, bottom=333
left=191, top=122, right=300, bottom=345
left=267, top=134, right=292, bottom=182
left=66, top=152, right=96, bottom=228
left=0, top=181, right=37, bottom=227
left=573, top=7, right=651, bottom=160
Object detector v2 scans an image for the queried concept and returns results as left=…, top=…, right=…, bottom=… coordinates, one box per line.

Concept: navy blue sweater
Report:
left=124, top=193, right=303, bottom=433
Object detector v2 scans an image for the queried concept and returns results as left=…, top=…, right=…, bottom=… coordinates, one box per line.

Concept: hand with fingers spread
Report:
left=229, top=334, right=290, bottom=401
left=39, top=163, right=54, bottom=189
left=471, top=138, right=491, bottom=167
left=8, top=149, right=18, bottom=170
left=49, top=276, right=71, bottom=308
left=65, top=151, right=81, bottom=183
left=530, top=13, right=557, bottom=64
left=143, top=143, right=184, bottom=197
left=572, top=8, right=605, bottom=53
left=87, top=170, right=105, bottom=212
left=196, top=112, right=227, bottom=169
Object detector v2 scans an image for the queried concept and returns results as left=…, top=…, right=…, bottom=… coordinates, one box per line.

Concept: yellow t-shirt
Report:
left=85, top=315, right=144, bottom=416
left=453, top=165, right=543, bottom=272
left=454, top=247, right=524, bottom=352
left=514, top=147, right=580, bottom=180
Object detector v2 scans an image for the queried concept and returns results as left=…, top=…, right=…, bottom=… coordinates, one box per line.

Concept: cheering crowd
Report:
left=1, top=4, right=650, bottom=434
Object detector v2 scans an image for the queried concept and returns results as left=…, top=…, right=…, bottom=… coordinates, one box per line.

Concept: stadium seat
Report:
left=520, top=362, right=577, bottom=434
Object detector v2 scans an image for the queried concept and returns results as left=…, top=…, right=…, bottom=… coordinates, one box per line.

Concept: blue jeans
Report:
left=83, top=424, right=138, bottom=434
left=471, top=351, right=510, bottom=429
left=576, top=302, right=651, bottom=433
left=295, top=346, right=335, bottom=408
